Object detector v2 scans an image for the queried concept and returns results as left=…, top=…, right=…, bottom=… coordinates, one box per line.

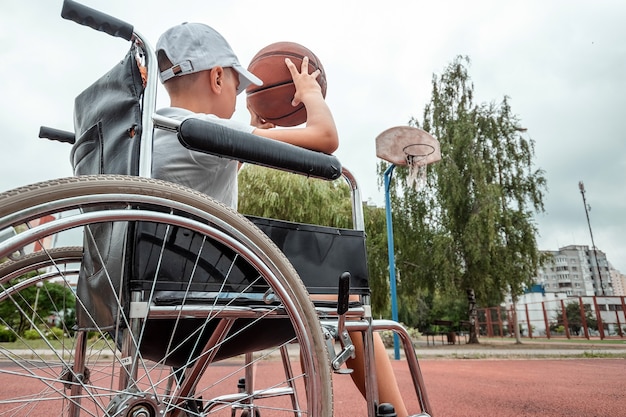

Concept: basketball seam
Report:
left=247, top=80, right=297, bottom=94
left=250, top=51, right=321, bottom=68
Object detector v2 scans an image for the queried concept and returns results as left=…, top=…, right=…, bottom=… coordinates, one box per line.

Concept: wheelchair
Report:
left=0, top=1, right=432, bottom=416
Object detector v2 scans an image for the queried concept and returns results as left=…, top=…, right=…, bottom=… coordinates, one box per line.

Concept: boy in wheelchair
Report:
left=152, top=22, right=338, bottom=209
left=154, top=22, right=412, bottom=417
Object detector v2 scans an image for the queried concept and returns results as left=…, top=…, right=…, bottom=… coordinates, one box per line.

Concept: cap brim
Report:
left=233, top=64, right=262, bottom=95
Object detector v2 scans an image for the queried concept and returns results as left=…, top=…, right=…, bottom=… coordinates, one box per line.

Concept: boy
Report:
left=154, top=22, right=413, bottom=417
left=153, top=22, right=337, bottom=208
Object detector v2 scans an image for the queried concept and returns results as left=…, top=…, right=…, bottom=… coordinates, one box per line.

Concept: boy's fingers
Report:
left=301, top=56, right=309, bottom=73
left=285, top=56, right=320, bottom=82
left=285, top=57, right=300, bottom=78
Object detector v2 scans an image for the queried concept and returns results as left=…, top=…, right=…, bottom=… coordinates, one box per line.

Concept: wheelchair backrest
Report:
left=69, top=47, right=146, bottom=329
left=71, top=48, right=143, bottom=176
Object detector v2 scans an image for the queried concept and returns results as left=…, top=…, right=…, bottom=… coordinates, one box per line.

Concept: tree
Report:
left=0, top=275, right=76, bottom=336
left=238, top=165, right=352, bottom=227
left=362, top=204, right=394, bottom=316
left=378, top=56, right=547, bottom=343
left=552, top=301, right=598, bottom=336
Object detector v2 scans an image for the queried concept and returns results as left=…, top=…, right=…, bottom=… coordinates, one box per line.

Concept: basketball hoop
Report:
left=375, top=126, right=441, bottom=191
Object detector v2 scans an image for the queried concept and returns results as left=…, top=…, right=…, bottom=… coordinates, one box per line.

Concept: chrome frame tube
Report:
left=345, top=320, right=433, bottom=415
left=132, top=31, right=159, bottom=179
left=341, top=167, right=364, bottom=232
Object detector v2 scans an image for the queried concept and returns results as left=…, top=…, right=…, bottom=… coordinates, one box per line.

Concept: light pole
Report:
left=578, top=181, right=604, bottom=295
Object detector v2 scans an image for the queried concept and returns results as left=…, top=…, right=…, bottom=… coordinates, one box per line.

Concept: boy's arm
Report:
left=250, top=57, right=339, bottom=154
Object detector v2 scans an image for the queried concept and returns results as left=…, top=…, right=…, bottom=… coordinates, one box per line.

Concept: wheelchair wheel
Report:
left=0, top=175, right=333, bottom=417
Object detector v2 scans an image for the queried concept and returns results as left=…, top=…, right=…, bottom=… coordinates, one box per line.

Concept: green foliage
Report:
left=0, top=327, right=16, bottom=342
left=238, top=165, right=352, bottom=227
left=46, top=326, right=64, bottom=340
left=378, top=55, right=547, bottom=317
left=0, top=276, right=76, bottom=336
left=427, top=291, right=468, bottom=325
left=23, top=328, right=41, bottom=340
left=397, top=290, right=432, bottom=331
left=379, top=327, right=422, bottom=348
left=24, top=326, right=67, bottom=342
left=552, top=302, right=598, bottom=335
left=362, top=204, right=391, bottom=316
left=62, top=309, right=77, bottom=337
left=369, top=56, right=548, bottom=344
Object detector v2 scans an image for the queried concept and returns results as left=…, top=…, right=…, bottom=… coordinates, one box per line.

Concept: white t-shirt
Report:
left=152, top=107, right=255, bottom=209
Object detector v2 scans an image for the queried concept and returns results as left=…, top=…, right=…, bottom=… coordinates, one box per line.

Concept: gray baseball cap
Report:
left=156, top=22, right=262, bottom=94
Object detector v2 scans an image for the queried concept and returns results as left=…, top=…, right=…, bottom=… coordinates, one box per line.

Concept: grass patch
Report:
left=582, top=350, right=626, bottom=358
left=479, top=337, right=626, bottom=345
left=1, top=336, right=114, bottom=352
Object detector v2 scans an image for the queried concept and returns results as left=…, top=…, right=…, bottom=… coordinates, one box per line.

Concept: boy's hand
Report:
left=247, top=103, right=275, bottom=129
left=285, top=56, right=322, bottom=107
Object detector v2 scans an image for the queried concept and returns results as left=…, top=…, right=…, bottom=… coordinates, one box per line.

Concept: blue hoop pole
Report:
left=384, top=164, right=400, bottom=360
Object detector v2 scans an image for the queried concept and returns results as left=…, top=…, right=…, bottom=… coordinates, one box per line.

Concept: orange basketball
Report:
left=246, top=42, right=327, bottom=127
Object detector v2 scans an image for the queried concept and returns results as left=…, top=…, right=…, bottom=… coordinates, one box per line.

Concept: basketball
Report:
left=246, top=42, right=327, bottom=127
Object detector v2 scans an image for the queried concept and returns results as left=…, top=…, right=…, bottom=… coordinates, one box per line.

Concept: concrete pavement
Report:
left=408, top=337, right=626, bottom=358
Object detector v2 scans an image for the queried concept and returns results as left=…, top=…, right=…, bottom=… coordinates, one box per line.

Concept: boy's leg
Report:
left=309, top=294, right=409, bottom=416
left=346, top=331, right=409, bottom=417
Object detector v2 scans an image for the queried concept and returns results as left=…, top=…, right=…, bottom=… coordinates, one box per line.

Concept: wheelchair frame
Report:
left=0, top=1, right=432, bottom=416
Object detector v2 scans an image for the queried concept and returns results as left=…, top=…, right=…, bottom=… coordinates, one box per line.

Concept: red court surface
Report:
left=2, top=356, right=624, bottom=416
left=331, top=357, right=626, bottom=417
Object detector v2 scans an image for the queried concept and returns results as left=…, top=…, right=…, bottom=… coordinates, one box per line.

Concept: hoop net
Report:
left=404, top=144, right=434, bottom=191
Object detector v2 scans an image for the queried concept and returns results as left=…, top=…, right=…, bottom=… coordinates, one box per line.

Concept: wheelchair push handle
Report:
left=337, top=272, right=351, bottom=315
left=39, top=126, right=75, bottom=145
left=61, top=0, right=134, bottom=41
left=176, top=117, right=343, bottom=181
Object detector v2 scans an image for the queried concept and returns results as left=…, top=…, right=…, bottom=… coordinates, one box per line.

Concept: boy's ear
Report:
left=209, top=67, right=224, bottom=94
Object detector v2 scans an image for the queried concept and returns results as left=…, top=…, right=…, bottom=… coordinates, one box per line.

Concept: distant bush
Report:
left=379, top=326, right=422, bottom=348
left=23, top=329, right=41, bottom=340
left=0, top=327, right=16, bottom=342
left=45, top=327, right=64, bottom=340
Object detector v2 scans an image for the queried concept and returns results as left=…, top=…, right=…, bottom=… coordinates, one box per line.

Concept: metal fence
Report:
left=478, top=296, right=626, bottom=340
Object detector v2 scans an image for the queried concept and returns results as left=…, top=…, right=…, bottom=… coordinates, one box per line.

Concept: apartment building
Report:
left=611, top=268, right=626, bottom=296
left=536, top=245, right=613, bottom=297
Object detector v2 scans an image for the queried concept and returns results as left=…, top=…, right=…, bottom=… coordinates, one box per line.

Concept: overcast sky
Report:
left=2, top=1, right=625, bottom=273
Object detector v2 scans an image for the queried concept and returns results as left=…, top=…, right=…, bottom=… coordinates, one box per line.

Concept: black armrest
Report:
left=177, top=117, right=342, bottom=181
